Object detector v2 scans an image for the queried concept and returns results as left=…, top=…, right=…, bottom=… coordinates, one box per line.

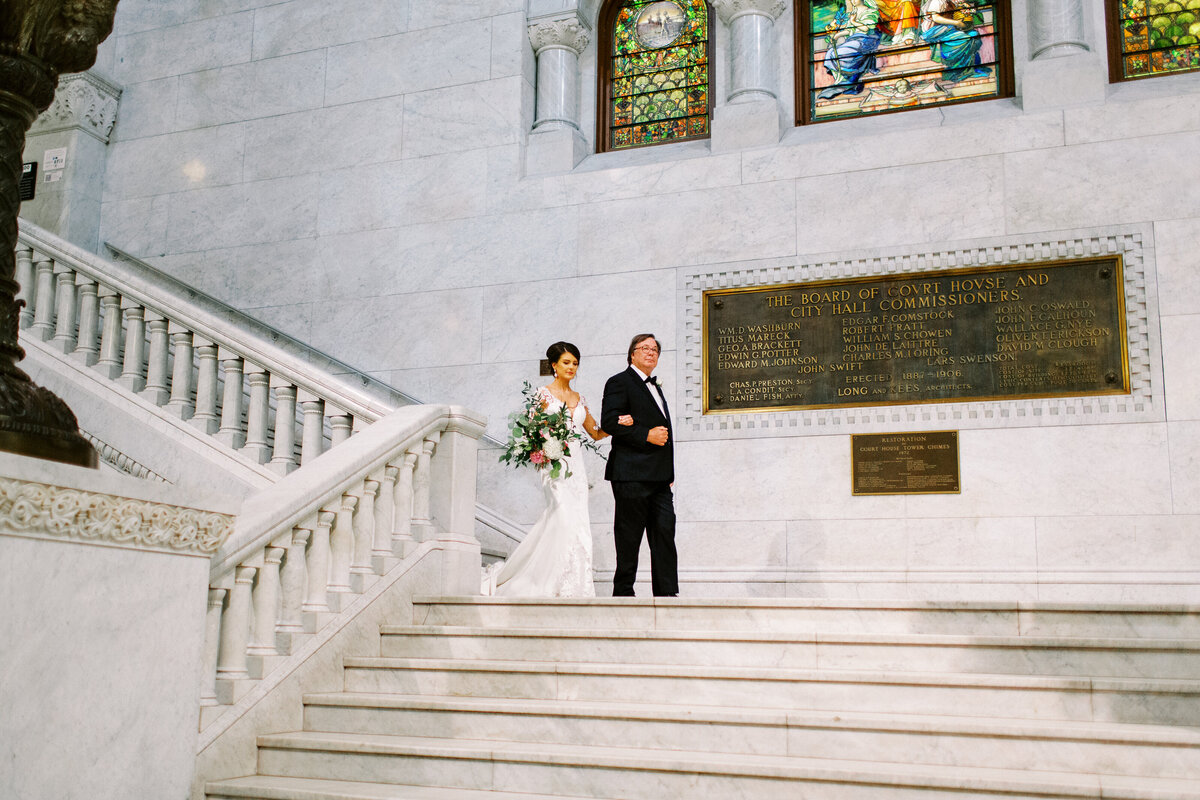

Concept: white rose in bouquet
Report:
left=542, top=437, right=564, bottom=460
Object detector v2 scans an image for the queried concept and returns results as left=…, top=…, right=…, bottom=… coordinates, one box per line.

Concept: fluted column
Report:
left=190, top=337, right=220, bottom=434
left=714, top=0, right=786, bottom=103
left=1028, top=0, right=1088, bottom=60
left=29, top=253, right=55, bottom=340
left=73, top=276, right=99, bottom=365
left=528, top=13, right=592, bottom=131
left=215, top=351, right=246, bottom=448
left=140, top=311, right=170, bottom=405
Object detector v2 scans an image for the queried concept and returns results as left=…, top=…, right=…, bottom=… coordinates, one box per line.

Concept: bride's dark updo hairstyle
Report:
left=547, top=341, right=581, bottom=376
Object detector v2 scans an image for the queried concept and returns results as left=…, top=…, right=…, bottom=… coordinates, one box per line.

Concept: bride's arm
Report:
left=584, top=410, right=633, bottom=440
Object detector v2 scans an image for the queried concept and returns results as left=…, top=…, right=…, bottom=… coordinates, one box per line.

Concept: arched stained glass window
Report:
left=796, top=1, right=1013, bottom=124
left=1107, top=0, right=1200, bottom=80
left=599, top=0, right=713, bottom=151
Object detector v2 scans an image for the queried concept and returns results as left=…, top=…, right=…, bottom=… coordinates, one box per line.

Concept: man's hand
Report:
left=647, top=426, right=669, bottom=446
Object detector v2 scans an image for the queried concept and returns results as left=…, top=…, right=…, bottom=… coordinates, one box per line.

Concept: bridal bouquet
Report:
left=499, top=381, right=599, bottom=480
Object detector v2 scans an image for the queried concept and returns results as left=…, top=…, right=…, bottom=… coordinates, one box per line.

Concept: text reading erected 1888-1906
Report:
left=703, top=258, right=1129, bottom=414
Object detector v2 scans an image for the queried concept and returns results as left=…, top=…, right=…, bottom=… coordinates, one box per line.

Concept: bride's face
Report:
left=554, top=353, right=579, bottom=381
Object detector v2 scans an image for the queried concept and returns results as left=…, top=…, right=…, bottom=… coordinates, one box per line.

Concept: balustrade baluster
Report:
left=391, top=450, right=418, bottom=556
left=73, top=276, right=100, bottom=365
left=190, top=338, right=220, bottom=433
left=199, top=588, right=227, bottom=707
left=140, top=311, right=170, bottom=405
left=95, top=287, right=124, bottom=379
left=215, top=351, right=246, bottom=449
left=248, top=544, right=285, bottom=657
left=268, top=379, right=299, bottom=475
left=117, top=300, right=147, bottom=392
left=216, top=565, right=256, bottom=682
left=412, top=432, right=440, bottom=540
left=165, top=325, right=195, bottom=418
left=298, top=391, right=325, bottom=465
left=50, top=263, right=77, bottom=353
left=15, top=244, right=33, bottom=328
left=242, top=367, right=271, bottom=463
left=372, top=466, right=398, bottom=570
left=29, top=253, right=56, bottom=340
left=302, top=511, right=335, bottom=614
left=328, top=413, right=353, bottom=448
left=351, top=480, right=377, bottom=590
left=328, top=494, right=358, bottom=598
left=278, top=526, right=311, bottom=634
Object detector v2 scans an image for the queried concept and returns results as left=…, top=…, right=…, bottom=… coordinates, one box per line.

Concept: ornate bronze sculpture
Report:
left=0, top=0, right=120, bottom=466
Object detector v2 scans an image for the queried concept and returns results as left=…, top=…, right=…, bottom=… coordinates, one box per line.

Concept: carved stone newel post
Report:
left=0, top=0, right=119, bottom=466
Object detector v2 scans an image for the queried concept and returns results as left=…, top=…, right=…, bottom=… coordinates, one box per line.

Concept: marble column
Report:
left=710, top=0, right=786, bottom=151
left=1028, top=0, right=1088, bottom=60
left=526, top=12, right=591, bottom=174
left=1022, top=0, right=1102, bottom=110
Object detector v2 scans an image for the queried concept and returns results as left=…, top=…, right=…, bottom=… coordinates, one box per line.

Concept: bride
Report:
left=487, top=342, right=631, bottom=597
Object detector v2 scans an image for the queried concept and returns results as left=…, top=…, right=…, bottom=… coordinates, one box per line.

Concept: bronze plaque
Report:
left=704, top=258, right=1129, bottom=413
left=852, top=431, right=960, bottom=495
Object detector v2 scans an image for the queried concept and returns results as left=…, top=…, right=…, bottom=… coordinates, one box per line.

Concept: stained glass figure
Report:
left=606, top=0, right=711, bottom=149
left=1110, top=0, right=1200, bottom=80
left=799, top=0, right=1010, bottom=124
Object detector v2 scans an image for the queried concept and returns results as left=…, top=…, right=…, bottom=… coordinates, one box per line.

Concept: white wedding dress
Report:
left=486, top=388, right=596, bottom=598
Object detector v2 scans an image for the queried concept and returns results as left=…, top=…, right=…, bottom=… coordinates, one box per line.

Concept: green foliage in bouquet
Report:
left=499, top=381, right=601, bottom=480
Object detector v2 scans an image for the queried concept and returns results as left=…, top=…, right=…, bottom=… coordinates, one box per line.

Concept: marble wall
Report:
left=88, top=0, right=1200, bottom=599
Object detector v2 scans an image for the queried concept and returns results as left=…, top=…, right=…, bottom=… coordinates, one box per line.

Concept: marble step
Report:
left=341, top=657, right=1200, bottom=726
left=250, top=732, right=1200, bottom=800
left=379, top=625, right=1200, bottom=679
left=301, top=693, right=1200, bottom=779
left=208, top=775, right=611, bottom=800
left=411, top=597, right=1200, bottom=639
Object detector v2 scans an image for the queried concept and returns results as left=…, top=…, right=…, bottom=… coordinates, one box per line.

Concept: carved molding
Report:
left=528, top=14, right=592, bottom=55
left=79, top=430, right=169, bottom=483
left=711, top=0, right=787, bottom=24
left=0, top=478, right=232, bottom=554
left=29, top=70, right=121, bottom=143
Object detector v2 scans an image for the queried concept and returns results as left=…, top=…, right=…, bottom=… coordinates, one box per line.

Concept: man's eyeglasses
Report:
left=634, top=345, right=660, bottom=354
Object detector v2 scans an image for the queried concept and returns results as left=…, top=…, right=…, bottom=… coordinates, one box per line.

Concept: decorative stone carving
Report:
left=0, top=477, right=233, bottom=554
left=29, top=71, right=121, bottom=143
left=528, top=15, right=592, bottom=55
left=78, top=430, right=169, bottom=483
left=711, top=0, right=787, bottom=24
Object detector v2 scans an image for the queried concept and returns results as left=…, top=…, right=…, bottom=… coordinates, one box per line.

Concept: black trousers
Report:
left=611, top=480, right=677, bottom=597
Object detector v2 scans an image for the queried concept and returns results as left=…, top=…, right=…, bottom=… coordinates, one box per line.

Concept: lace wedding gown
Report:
left=487, top=388, right=596, bottom=597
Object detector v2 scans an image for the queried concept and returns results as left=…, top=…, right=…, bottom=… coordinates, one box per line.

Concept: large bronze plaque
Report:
left=704, top=258, right=1129, bottom=413
left=852, top=431, right=960, bottom=495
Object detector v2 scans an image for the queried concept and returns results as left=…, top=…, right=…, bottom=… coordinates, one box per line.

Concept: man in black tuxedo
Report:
left=601, top=333, right=678, bottom=597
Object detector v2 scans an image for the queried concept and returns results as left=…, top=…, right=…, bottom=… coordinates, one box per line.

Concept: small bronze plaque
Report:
left=704, top=258, right=1129, bottom=413
left=852, top=431, right=960, bottom=495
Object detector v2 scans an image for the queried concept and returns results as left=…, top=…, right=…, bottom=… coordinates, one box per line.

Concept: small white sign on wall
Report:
left=43, top=147, right=67, bottom=171
left=44, top=171, right=62, bottom=183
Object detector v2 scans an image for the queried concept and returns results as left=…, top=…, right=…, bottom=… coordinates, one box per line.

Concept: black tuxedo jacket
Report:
left=601, top=367, right=674, bottom=482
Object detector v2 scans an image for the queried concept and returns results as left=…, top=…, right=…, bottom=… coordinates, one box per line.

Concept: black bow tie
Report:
left=644, top=376, right=657, bottom=386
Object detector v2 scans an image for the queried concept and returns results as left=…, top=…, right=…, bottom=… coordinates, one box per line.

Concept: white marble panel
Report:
left=905, top=516, right=1038, bottom=571
left=102, top=124, right=247, bottom=201
left=1167, top=420, right=1200, bottom=515
left=480, top=270, right=676, bottom=364
left=174, top=50, right=327, bottom=130
left=113, top=0, right=268, bottom=36
left=787, top=518, right=908, bottom=571
left=307, top=288, right=484, bottom=373
left=1153, top=216, right=1200, bottom=319
left=324, top=19, right=492, bottom=105
left=550, top=153, right=743, bottom=206
left=312, top=228, right=404, bottom=300
left=677, top=435, right=907, bottom=523
left=402, top=78, right=526, bottom=158
left=317, top=150, right=488, bottom=235
left=164, top=174, right=321, bottom=252
left=677, top=520, right=788, bottom=569
left=1004, top=133, right=1200, bottom=233
left=97, top=194, right=171, bottom=255
left=405, top=0, right=524, bottom=30
left=1064, top=92, right=1200, bottom=146
left=795, top=156, right=1006, bottom=255
left=1035, top=514, right=1200, bottom=571
left=485, top=144, right=557, bottom=215
left=491, top=11, right=536, bottom=80
left=252, top=0, right=408, bottom=60
left=242, top=302, right=316, bottom=345
left=243, top=96, right=406, bottom=182
left=746, top=109, right=1063, bottom=183
left=113, top=12, right=255, bottom=84
left=109, top=76, right=179, bottom=142
left=150, top=236, right=326, bottom=308
left=578, top=182, right=797, bottom=274
left=1160, top=314, right=1200, bottom=421
left=387, top=205, right=579, bottom=294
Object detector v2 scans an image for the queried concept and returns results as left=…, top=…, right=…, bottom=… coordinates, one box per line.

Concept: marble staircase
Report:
left=207, top=597, right=1200, bottom=799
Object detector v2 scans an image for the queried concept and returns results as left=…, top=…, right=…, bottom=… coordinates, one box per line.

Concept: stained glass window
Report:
left=797, top=0, right=1012, bottom=124
left=1108, top=0, right=1200, bottom=80
left=602, top=0, right=711, bottom=150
